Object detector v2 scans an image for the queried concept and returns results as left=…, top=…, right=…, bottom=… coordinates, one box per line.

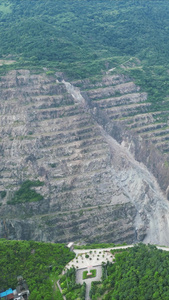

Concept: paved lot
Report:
left=65, top=246, right=134, bottom=299
left=66, top=248, right=116, bottom=270
left=76, top=266, right=102, bottom=300
left=74, top=245, right=134, bottom=255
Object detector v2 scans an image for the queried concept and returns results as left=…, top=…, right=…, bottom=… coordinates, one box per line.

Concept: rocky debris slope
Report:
left=0, top=70, right=169, bottom=245
left=76, top=74, right=169, bottom=194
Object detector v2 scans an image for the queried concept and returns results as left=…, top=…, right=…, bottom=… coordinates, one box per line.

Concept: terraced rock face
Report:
left=76, top=73, right=169, bottom=193
left=1, top=69, right=169, bottom=245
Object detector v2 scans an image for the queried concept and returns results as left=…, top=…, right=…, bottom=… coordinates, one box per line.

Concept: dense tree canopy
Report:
left=91, top=244, right=169, bottom=300
left=0, top=0, right=169, bottom=110
left=0, top=1, right=169, bottom=71
left=0, top=239, right=75, bottom=300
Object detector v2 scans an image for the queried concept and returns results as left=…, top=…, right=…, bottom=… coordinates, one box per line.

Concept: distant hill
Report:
left=0, top=1, right=167, bottom=71
left=0, top=1, right=169, bottom=110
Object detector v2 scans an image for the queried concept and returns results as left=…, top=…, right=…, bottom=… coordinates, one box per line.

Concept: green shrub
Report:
left=0, top=191, right=6, bottom=198
left=46, top=70, right=55, bottom=76
left=83, top=269, right=96, bottom=280
left=7, top=180, right=44, bottom=205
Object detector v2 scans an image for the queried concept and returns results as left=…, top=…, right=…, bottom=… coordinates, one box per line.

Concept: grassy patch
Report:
left=83, top=269, right=97, bottom=280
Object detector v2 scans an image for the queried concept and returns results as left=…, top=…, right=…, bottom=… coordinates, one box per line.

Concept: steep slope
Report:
left=0, top=70, right=169, bottom=245
left=76, top=71, right=169, bottom=192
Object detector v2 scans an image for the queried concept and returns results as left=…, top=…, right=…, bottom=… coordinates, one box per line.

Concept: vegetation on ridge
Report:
left=0, top=0, right=169, bottom=68
left=0, top=239, right=75, bottom=300
left=0, top=1, right=169, bottom=111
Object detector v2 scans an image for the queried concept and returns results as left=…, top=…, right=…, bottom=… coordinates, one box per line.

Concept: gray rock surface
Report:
left=0, top=70, right=169, bottom=245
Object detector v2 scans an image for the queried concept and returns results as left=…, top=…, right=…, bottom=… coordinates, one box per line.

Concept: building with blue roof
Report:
left=0, top=277, right=30, bottom=299
left=0, top=288, right=13, bottom=297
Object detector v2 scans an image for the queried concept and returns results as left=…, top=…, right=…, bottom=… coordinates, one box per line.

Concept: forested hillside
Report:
left=1, top=0, right=169, bottom=66
left=91, top=244, right=169, bottom=300
left=0, top=239, right=75, bottom=299
left=2, top=240, right=169, bottom=300
left=0, top=1, right=169, bottom=109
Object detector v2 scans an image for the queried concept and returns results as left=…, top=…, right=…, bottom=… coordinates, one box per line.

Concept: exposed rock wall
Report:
left=0, top=70, right=169, bottom=245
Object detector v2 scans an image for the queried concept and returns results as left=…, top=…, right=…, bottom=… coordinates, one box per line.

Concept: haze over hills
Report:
left=1, top=0, right=169, bottom=245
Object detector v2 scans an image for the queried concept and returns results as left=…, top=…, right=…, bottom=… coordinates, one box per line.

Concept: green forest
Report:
left=0, top=0, right=169, bottom=110
left=2, top=241, right=169, bottom=299
left=60, top=267, right=86, bottom=300
left=0, top=239, right=75, bottom=300
left=0, top=0, right=169, bottom=69
left=91, top=244, right=169, bottom=300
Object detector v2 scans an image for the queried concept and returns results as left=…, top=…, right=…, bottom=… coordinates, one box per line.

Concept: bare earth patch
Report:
left=0, top=60, right=16, bottom=66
